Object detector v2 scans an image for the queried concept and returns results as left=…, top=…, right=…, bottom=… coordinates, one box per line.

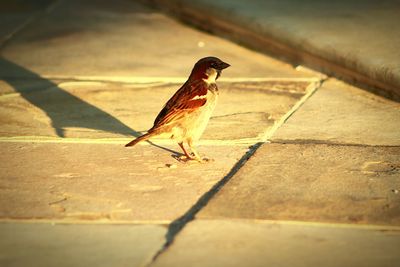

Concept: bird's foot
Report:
left=172, top=154, right=194, bottom=163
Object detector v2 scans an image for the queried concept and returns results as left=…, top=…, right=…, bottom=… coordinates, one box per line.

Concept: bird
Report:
left=125, top=56, right=230, bottom=162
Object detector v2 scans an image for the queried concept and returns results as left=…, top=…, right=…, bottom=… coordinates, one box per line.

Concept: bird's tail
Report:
left=125, top=131, right=158, bottom=147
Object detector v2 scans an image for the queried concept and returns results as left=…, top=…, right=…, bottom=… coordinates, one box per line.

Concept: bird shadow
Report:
left=0, top=57, right=179, bottom=156
left=148, top=141, right=183, bottom=159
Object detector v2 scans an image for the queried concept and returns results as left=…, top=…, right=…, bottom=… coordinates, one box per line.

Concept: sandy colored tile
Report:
left=0, top=222, right=165, bottom=267
left=199, top=143, right=400, bottom=225
left=273, top=79, right=400, bottom=146
left=152, top=220, right=400, bottom=267
left=0, top=142, right=247, bottom=221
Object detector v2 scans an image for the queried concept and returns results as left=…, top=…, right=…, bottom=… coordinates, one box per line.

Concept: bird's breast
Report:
left=185, top=88, right=218, bottom=140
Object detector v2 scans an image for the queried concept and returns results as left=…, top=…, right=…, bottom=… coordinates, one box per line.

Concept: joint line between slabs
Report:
left=248, top=219, right=400, bottom=231
left=261, top=79, right=324, bottom=141
left=271, top=139, right=400, bottom=148
left=0, top=137, right=256, bottom=146
left=0, top=0, right=62, bottom=50
left=0, top=16, right=38, bottom=49
left=1, top=75, right=321, bottom=84
left=0, top=218, right=171, bottom=225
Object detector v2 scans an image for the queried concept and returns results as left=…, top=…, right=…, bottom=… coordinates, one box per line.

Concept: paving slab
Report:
left=147, top=0, right=400, bottom=99
left=0, top=142, right=247, bottom=221
left=273, top=79, right=400, bottom=146
left=199, top=143, right=400, bottom=226
left=0, top=76, right=312, bottom=140
left=0, top=0, right=314, bottom=80
left=0, top=222, right=166, bottom=267
left=151, top=220, right=400, bottom=267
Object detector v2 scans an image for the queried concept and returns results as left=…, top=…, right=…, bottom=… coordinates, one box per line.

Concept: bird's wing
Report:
left=152, top=80, right=208, bottom=128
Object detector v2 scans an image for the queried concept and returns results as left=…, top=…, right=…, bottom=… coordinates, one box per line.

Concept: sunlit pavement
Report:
left=0, top=1, right=399, bottom=267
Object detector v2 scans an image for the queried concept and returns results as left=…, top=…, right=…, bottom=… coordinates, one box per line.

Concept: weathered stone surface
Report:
left=0, top=142, right=247, bottom=221
left=152, top=220, right=400, bottom=267
left=148, top=0, right=400, bottom=98
left=0, top=222, right=165, bottom=267
left=273, top=79, right=400, bottom=146
left=0, top=0, right=314, bottom=79
left=199, top=143, right=400, bottom=225
left=0, top=80, right=310, bottom=140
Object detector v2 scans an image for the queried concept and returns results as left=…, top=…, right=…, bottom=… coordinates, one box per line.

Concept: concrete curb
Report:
left=143, top=0, right=400, bottom=101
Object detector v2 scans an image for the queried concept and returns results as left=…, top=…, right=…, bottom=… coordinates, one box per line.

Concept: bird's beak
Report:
left=217, top=61, right=230, bottom=70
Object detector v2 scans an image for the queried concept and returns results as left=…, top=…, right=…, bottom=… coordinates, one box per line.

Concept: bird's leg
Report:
left=178, top=142, right=193, bottom=160
left=187, top=139, right=206, bottom=162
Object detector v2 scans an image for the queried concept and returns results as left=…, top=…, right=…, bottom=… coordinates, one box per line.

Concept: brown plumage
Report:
left=125, top=56, right=230, bottom=162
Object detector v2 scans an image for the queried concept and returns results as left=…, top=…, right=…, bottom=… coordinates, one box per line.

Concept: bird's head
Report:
left=189, top=57, right=230, bottom=83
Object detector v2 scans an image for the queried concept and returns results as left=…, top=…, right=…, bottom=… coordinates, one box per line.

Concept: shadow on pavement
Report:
left=0, top=57, right=180, bottom=156
left=0, top=57, right=138, bottom=137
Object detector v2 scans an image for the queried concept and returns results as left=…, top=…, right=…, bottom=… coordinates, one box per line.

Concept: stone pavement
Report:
left=0, top=0, right=399, bottom=267
left=146, top=0, right=400, bottom=100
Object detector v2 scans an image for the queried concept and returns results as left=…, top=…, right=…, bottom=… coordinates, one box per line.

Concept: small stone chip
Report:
left=157, top=163, right=177, bottom=171
left=166, top=163, right=177, bottom=169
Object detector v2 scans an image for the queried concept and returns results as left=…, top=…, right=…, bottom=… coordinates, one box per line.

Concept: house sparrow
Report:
left=125, top=56, right=230, bottom=162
